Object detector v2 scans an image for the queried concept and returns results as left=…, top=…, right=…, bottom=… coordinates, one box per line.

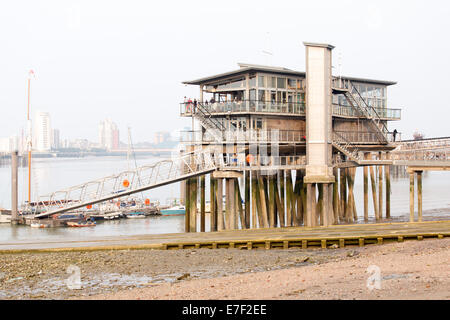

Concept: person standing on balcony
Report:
left=393, top=129, right=398, bottom=142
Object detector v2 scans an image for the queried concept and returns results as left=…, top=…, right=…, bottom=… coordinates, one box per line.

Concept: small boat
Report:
left=30, top=222, right=49, bottom=228
left=125, top=211, right=146, bottom=219
left=160, top=205, right=185, bottom=216
left=67, top=219, right=96, bottom=227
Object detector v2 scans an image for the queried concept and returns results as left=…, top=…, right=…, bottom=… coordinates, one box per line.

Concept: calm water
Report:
left=1, top=157, right=450, bottom=243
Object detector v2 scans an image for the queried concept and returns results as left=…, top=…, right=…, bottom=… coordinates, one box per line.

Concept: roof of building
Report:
left=182, top=63, right=397, bottom=86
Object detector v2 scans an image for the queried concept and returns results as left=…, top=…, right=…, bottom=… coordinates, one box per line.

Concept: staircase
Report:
left=332, top=132, right=362, bottom=164
left=333, top=79, right=390, bottom=143
left=192, top=102, right=226, bottom=141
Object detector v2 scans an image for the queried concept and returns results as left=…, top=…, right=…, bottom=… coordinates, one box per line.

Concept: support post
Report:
left=409, top=172, right=415, bottom=223
left=332, top=167, right=339, bottom=224
left=210, top=175, right=217, bottom=232
left=363, top=154, right=369, bottom=222
left=369, top=165, right=379, bottom=220
left=385, top=153, right=391, bottom=219
left=285, top=169, right=293, bottom=226
left=185, top=178, right=191, bottom=232
left=200, top=175, right=205, bottom=232
left=11, top=151, right=19, bottom=225
left=417, top=171, right=422, bottom=222
left=378, top=153, right=383, bottom=219
left=217, top=178, right=224, bottom=231
left=244, top=171, right=250, bottom=228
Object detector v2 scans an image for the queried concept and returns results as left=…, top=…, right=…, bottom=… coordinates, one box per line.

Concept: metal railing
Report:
left=180, top=100, right=305, bottom=116
left=179, top=129, right=306, bottom=144
left=335, top=131, right=401, bottom=144
left=332, top=104, right=401, bottom=120
left=181, top=100, right=400, bottom=121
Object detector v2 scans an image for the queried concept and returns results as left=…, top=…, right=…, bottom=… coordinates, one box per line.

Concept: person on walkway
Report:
left=393, top=129, right=398, bottom=142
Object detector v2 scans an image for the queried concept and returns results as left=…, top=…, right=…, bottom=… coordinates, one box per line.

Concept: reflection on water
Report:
left=0, top=157, right=450, bottom=243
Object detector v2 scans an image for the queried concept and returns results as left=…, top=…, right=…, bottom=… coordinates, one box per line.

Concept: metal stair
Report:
left=34, top=148, right=221, bottom=218
left=332, top=131, right=362, bottom=164
left=192, top=102, right=226, bottom=141
left=333, top=79, right=389, bottom=143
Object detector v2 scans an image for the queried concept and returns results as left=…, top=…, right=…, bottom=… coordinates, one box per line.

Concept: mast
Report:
left=26, top=70, right=35, bottom=204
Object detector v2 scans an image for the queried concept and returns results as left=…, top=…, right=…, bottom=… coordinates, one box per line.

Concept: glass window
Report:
left=287, top=78, right=296, bottom=89
left=258, top=90, right=265, bottom=101
left=271, top=77, right=276, bottom=88
left=249, top=89, right=256, bottom=101
left=258, top=76, right=265, bottom=87
left=249, top=76, right=256, bottom=87
left=256, top=118, right=263, bottom=129
left=277, top=77, right=286, bottom=89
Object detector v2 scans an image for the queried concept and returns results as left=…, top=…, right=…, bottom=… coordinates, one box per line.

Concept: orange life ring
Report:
left=145, top=198, right=150, bottom=205
left=123, top=179, right=130, bottom=188
left=246, top=154, right=253, bottom=163
left=86, top=204, right=92, bottom=209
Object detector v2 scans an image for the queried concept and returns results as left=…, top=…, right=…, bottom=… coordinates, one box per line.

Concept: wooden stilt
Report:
left=409, top=172, right=415, bottom=222
left=417, top=171, right=422, bottom=222
left=268, top=175, right=276, bottom=228
left=216, top=178, right=224, bottom=231
left=235, top=178, right=245, bottom=229
left=244, top=171, right=250, bottom=228
left=322, top=183, right=330, bottom=226
left=189, top=177, right=198, bottom=232
left=200, top=175, right=205, bottom=232
left=378, top=153, right=383, bottom=219
left=210, top=176, right=217, bottom=232
left=258, top=174, right=269, bottom=228
left=317, top=184, right=324, bottom=225
left=278, top=170, right=285, bottom=227
left=306, top=183, right=313, bottom=227
left=311, top=184, right=317, bottom=227
left=363, top=154, right=369, bottom=222
left=185, top=178, right=190, bottom=232
left=297, top=170, right=305, bottom=226
left=251, top=171, right=259, bottom=228
left=339, top=168, right=346, bottom=221
left=285, top=170, right=293, bottom=226
left=346, top=168, right=354, bottom=223
left=385, top=153, right=391, bottom=219
left=328, top=183, right=334, bottom=225
left=333, top=167, right=339, bottom=224
left=369, top=164, right=379, bottom=220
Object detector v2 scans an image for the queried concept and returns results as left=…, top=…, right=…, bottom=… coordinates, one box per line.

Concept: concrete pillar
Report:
left=339, top=168, right=346, bottom=221
left=332, top=167, right=339, bottom=224
left=378, top=153, right=383, bottom=219
left=244, top=171, right=250, bottom=228
left=11, top=151, right=19, bottom=224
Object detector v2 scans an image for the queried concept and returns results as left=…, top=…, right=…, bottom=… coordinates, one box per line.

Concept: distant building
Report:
left=99, top=118, right=119, bottom=150
left=153, top=131, right=170, bottom=145
left=52, top=129, right=60, bottom=150
left=34, top=111, right=52, bottom=152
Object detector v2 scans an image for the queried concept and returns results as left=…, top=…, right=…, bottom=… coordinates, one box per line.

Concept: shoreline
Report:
left=0, top=237, right=448, bottom=300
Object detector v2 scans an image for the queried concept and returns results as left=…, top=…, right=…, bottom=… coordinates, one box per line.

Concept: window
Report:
left=277, top=77, right=286, bottom=89
left=249, top=76, right=256, bottom=87
left=256, top=118, right=263, bottom=129
left=271, top=77, right=276, bottom=88
left=258, top=76, right=265, bottom=87
left=258, top=90, right=265, bottom=101
left=287, top=78, right=296, bottom=89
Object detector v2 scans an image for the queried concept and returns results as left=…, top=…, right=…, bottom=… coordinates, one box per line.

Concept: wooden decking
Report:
left=1, top=220, right=449, bottom=253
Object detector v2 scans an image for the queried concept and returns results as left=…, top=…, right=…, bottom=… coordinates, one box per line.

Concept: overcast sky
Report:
left=0, top=0, right=449, bottom=142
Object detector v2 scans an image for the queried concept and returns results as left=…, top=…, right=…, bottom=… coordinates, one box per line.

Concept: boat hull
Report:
left=160, top=209, right=185, bottom=216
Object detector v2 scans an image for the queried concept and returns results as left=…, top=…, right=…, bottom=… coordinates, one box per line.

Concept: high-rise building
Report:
left=99, top=118, right=119, bottom=150
left=34, top=111, right=52, bottom=152
left=52, top=129, right=60, bottom=150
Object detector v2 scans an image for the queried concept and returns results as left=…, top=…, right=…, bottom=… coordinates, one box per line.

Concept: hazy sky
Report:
left=0, top=0, right=449, bottom=142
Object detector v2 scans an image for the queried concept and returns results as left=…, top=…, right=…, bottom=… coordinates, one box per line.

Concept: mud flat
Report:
left=0, top=238, right=449, bottom=300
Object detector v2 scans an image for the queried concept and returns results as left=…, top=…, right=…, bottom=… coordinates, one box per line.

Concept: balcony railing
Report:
left=333, top=104, right=401, bottom=120
left=180, top=100, right=305, bottom=116
left=180, top=129, right=306, bottom=144
left=180, top=100, right=401, bottom=121
left=334, top=131, right=401, bottom=144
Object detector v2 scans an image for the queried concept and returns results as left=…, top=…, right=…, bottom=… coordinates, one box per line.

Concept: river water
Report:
left=0, top=156, right=449, bottom=243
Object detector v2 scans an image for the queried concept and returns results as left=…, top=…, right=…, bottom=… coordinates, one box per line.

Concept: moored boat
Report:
left=30, top=222, right=49, bottom=228
left=125, top=211, right=146, bottom=219
left=160, top=205, right=185, bottom=216
left=66, top=219, right=96, bottom=227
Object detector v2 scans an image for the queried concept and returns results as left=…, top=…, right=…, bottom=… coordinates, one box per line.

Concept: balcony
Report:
left=179, top=129, right=306, bottom=144
left=333, top=104, right=401, bottom=120
left=334, top=131, right=401, bottom=144
left=180, top=100, right=305, bottom=117
left=180, top=100, right=401, bottom=121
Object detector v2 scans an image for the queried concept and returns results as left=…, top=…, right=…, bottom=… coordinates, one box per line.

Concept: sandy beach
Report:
left=0, top=237, right=448, bottom=300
